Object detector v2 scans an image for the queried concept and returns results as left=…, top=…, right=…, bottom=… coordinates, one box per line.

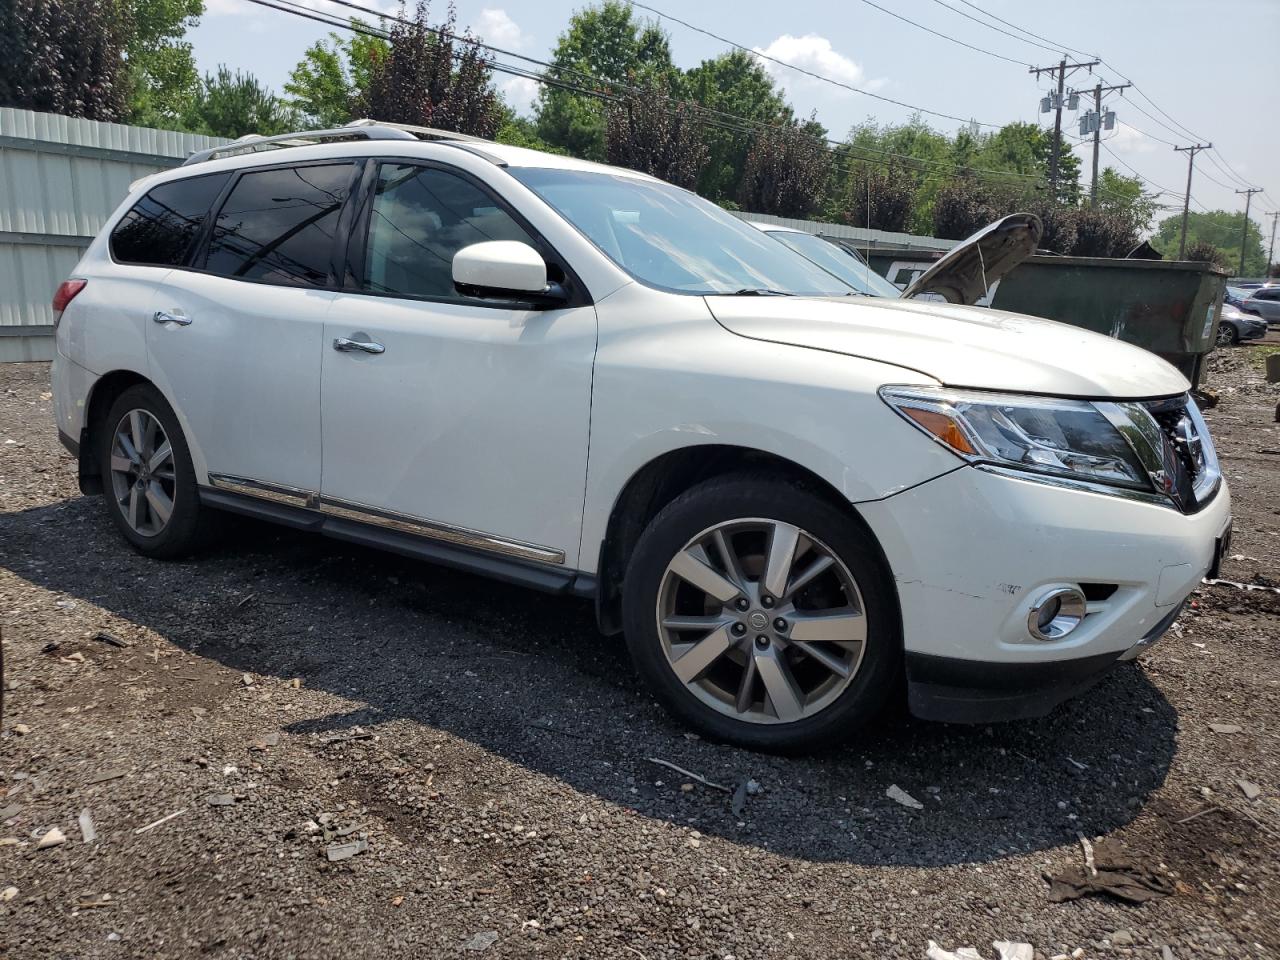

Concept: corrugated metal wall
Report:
left=0, top=108, right=226, bottom=362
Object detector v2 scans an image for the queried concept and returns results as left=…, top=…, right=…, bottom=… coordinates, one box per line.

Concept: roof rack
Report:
left=181, top=124, right=418, bottom=166
left=344, top=118, right=491, bottom=144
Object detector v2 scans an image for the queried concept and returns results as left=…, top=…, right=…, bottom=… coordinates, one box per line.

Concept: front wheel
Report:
left=622, top=475, right=900, bottom=753
left=1217, top=322, right=1240, bottom=347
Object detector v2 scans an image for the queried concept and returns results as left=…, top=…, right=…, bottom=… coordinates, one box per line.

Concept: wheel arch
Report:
left=78, top=369, right=152, bottom=494
left=592, top=443, right=899, bottom=636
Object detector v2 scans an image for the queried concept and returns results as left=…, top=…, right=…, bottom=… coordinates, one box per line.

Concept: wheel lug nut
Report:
left=735, top=598, right=750, bottom=611
left=773, top=618, right=787, bottom=632
left=761, top=595, right=775, bottom=608
left=731, top=623, right=746, bottom=636
left=754, top=635, right=770, bottom=649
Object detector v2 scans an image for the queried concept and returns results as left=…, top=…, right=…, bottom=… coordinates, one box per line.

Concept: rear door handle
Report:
left=153, top=310, right=191, bottom=326
left=333, top=336, right=385, bottom=355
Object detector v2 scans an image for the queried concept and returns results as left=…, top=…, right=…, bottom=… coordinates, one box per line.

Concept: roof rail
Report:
left=181, top=125, right=418, bottom=166
left=344, top=118, right=491, bottom=144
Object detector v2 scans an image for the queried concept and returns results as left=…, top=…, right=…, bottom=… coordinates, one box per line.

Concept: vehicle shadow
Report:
left=0, top=495, right=1178, bottom=867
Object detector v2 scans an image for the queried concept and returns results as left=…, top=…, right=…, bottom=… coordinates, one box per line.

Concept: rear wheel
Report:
left=622, top=475, right=899, bottom=753
left=100, top=384, right=206, bottom=558
left=1217, top=322, right=1239, bottom=347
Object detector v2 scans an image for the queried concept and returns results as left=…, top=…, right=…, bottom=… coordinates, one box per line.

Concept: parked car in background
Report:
left=1238, top=286, right=1280, bottom=323
left=50, top=124, right=1230, bottom=751
left=748, top=222, right=903, bottom=299
left=1224, top=286, right=1250, bottom=309
left=1218, top=303, right=1268, bottom=345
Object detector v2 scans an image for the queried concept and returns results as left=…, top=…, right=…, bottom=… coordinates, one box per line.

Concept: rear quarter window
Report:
left=109, top=172, right=231, bottom=267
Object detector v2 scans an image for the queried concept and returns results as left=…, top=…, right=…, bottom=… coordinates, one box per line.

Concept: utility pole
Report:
left=1265, top=209, right=1280, bottom=277
left=1235, top=188, right=1262, bottom=276
left=1085, top=81, right=1130, bottom=207
left=1030, top=58, right=1099, bottom=198
left=1174, top=143, right=1211, bottom=259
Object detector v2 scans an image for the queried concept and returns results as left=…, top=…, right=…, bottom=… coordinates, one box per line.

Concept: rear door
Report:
left=319, top=160, right=597, bottom=567
left=147, top=160, right=361, bottom=497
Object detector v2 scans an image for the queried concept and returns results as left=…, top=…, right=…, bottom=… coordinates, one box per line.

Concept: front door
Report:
left=320, top=161, right=596, bottom=567
left=147, top=161, right=361, bottom=497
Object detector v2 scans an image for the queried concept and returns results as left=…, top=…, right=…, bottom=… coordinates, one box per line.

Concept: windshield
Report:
left=766, top=230, right=902, bottom=298
left=509, top=168, right=853, bottom=296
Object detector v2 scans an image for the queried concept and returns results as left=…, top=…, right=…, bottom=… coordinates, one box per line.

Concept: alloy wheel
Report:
left=1216, top=323, right=1236, bottom=347
left=108, top=409, right=176, bottom=538
left=655, top=518, right=868, bottom=725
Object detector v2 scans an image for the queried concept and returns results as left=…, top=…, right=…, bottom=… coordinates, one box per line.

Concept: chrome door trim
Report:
left=318, top=495, right=566, bottom=565
left=207, top=473, right=318, bottom=509
left=203, top=474, right=565, bottom=565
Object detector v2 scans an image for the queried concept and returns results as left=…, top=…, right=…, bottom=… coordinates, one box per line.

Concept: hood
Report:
left=705, top=295, right=1190, bottom=399
left=902, top=213, right=1041, bottom=304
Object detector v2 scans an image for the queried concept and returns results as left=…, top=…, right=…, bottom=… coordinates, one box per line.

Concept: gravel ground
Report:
left=0, top=352, right=1277, bottom=960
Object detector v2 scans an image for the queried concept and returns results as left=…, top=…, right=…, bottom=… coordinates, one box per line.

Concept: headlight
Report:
left=880, top=386, right=1151, bottom=490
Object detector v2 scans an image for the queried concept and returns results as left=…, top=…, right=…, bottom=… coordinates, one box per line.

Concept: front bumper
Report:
left=1240, top=323, right=1267, bottom=341
left=857, top=465, right=1230, bottom=722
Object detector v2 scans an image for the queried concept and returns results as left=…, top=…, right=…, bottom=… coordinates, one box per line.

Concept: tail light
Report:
left=52, top=278, right=87, bottom=328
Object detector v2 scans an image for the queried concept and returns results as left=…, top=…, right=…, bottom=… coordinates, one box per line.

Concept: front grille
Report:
left=1143, top=396, right=1218, bottom=512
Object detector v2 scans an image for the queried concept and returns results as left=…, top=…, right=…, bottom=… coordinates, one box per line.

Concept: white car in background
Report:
left=50, top=124, right=1229, bottom=751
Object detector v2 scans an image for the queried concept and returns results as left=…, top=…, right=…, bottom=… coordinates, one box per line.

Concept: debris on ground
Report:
left=92, top=631, right=128, bottom=648
left=85, top=769, right=126, bottom=785
left=134, top=809, right=185, bottom=835
left=926, top=941, right=1033, bottom=960
left=78, top=809, right=96, bottom=843
left=36, top=827, right=66, bottom=850
left=1237, top=779, right=1262, bottom=801
left=1208, top=722, right=1243, bottom=734
left=12, top=723, right=31, bottom=735
left=646, top=757, right=730, bottom=793
left=325, top=839, right=368, bottom=862
left=463, top=930, right=498, bottom=951
left=204, top=794, right=236, bottom=807
left=886, top=784, right=924, bottom=810
left=731, top=781, right=747, bottom=818
left=1043, top=838, right=1173, bottom=904
left=1, top=886, right=16, bottom=902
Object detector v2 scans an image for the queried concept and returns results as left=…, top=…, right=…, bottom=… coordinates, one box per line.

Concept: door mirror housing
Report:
left=452, top=240, right=568, bottom=307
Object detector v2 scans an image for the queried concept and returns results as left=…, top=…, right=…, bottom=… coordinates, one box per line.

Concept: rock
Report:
left=1236, top=780, right=1262, bottom=800
left=325, top=839, right=368, bottom=862
left=464, top=930, right=498, bottom=951
left=289, top=678, right=302, bottom=689
left=745, top=779, right=762, bottom=795
left=12, top=723, right=31, bottom=736
left=886, top=784, right=923, bottom=810
left=190, top=707, right=207, bottom=718
left=242, top=673, right=254, bottom=686
left=36, top=827, right=66, bottom=850
left=1, top=886, right=17, bottom=902
left=1208, top=723, right=1243, bottom=734
left=1110, top=930, right=1136, bottom=947
left=78, top=809, right=97, bottom=843
left=205, top=794, right=236, bottom=807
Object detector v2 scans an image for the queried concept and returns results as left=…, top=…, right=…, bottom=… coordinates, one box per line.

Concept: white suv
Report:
left=51, top=124, right=1231, bottom=751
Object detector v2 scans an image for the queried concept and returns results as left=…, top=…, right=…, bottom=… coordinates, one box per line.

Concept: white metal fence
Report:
left=0, top=108, right=225, bottom=362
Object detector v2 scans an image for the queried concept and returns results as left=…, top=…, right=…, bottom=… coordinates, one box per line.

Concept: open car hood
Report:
left=902, top=213, right=1042, bottom=304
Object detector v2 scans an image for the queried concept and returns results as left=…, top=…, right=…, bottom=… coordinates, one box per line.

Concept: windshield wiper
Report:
left=729, top=287, right=794, bottom=296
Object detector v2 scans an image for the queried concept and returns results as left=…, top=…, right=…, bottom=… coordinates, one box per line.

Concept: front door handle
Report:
left=333, top=336, right=385, bottom=355
left=153, top=310, right=192, bottom=326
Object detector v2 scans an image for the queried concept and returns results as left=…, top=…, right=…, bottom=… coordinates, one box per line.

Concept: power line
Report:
left=853, top=0, right=1032, bottom=67
left=946, top=0, right=1095, bottom=59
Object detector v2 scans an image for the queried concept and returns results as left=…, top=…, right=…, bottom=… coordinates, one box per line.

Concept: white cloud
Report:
left=751, top=34, right=883, bottom=97
left=499, top=76, right=540, bottom=116
left=476, top=8, right=528, bottom=50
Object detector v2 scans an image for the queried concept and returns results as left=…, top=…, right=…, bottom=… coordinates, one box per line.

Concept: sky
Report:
left=191, top=0, right=1280, bottom=241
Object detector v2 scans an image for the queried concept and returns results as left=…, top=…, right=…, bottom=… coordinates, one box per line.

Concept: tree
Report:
left=534, top=0, right=676, bottom=161
left=285, top=23, right=387, bottom=128
left=931, top=175, right=1015, bottom=240
left=123, top=0, right=204, bottom=127
left=737, top=117, right=831, bottom=218
left=1153, top=210, right=1268, bottom=272
left=1070, top=208, right=1140, bottom=258
left=832, top=163, right=915, bottom=233
left=1095, top=167, right=1159, bottom=236
left=605, top=76, right=706, bottom=189
left=356, top=1, right=501, bottom=137
left=684, top=51, right=790, bottom=202
left=0, top=0, right=131, bottom=121
left=179, top=66, right=295, bottom=138
left=1184, top=239, right=1230, bottom=271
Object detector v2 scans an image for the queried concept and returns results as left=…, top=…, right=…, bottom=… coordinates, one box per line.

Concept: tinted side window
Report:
left=363, top=163, right=538, bottom=300
left=205, top=163, right=355, bottom=287
left=110, top=173, right=230, bottom=267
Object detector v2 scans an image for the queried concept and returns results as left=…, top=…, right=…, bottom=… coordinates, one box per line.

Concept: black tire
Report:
left=99, top=383, right=207, bottom=559
left=622, top=474, right=900, bottom=753
left=1217, top=323, right=1240, bottom=347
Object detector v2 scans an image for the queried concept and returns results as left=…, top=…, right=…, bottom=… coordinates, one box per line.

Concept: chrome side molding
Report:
left=204, top=474, right=564, bottom=565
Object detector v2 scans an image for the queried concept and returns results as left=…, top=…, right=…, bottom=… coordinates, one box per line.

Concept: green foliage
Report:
left=0, top=0, right=132, bottom=121
left=1095, top=167, right=1159, bottom=235
left=179, top=65, right=295, bottom=138
left=122, top=0, right=203, bottom=127
left=534, top=0, right=676, bottom=161
left=1071, top=208, right=1140, bottom=258
left=605, top=75, right=707, bottom=189
left=737, top=117, right=830, bottom=219
left=931, top=176, right=1015, bottom=240
left=1184, top=239, right=1230, bottom=270
left=831, top=163, right=915, bottom=233
left=355, top=1, right=501, bottom=137
left=683, top=51, right=790, bottom=202
left=1154, top=210, right=1268, bottom=273
left=285, top=23, right=387, bottom=128
left=494, top=113, right=564, bottom=153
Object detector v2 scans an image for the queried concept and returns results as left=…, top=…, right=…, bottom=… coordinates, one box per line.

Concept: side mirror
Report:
left=452, top=240, right=568, bottom=307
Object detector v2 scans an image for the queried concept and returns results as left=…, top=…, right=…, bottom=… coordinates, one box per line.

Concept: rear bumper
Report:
left=906, top=601, right=1185, bottom=723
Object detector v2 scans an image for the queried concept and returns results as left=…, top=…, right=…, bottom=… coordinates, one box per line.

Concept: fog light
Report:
left=1027, top=587, right=1087, bottom=641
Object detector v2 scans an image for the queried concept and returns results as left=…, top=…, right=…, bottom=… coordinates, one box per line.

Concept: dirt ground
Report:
left=0, top=348, right=1277, bottom=960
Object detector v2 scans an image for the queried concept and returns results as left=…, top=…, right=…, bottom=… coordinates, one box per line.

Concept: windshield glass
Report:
left=766, top=230, right=902, bottom=298
left=510, top=168, right=853, bottom=296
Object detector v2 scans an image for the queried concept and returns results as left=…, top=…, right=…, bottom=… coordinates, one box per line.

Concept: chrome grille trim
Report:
left=208, top=473, right=317, bottom=508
